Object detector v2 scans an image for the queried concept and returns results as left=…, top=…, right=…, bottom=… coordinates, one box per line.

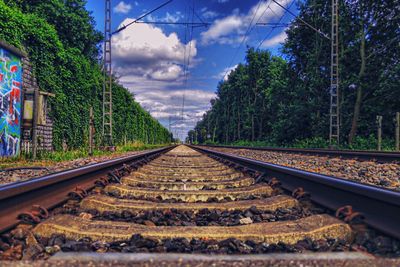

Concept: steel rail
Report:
left=0, top=146, right=175, bottom=234
left=199, top=144, right=400, bottom=162
left=190, top=145, right=400, bottom=240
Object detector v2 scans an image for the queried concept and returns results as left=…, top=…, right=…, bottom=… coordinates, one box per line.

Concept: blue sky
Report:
left=85, top=0, right=299, bottom=140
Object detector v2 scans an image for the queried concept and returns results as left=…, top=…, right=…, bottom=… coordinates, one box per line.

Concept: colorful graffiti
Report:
left=0, top=47, right=22, bottom=156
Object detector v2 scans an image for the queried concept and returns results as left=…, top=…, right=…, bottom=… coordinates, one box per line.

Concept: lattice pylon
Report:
left=103, top=0, right=113, bottom=145
left=329, top=0, right=339, bottom=145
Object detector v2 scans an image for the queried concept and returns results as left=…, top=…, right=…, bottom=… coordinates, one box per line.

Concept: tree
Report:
left=192, top=0, right=399, bottom=147
left=0, top=0, right=171, bottom=149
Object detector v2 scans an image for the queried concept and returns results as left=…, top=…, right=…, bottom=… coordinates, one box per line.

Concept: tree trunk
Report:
left=212, top=124, right=216, bottom=143
left=251, top=90, right=257, bottom=141
left=237, top=107, right=241, bottom=140
left=258, top=100, right=266, bottom=140
left=348, top=28, right=366, bottom=144
left=225, top=105, right=230, bottom=143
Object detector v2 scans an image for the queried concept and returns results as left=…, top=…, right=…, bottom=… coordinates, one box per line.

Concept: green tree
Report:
left=0, top=0, right=171, bottom=150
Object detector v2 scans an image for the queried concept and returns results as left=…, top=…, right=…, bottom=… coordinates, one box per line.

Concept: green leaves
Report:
left=0, top=0, right=170, bottom=150
left=195, top=0, right=399, bottom=147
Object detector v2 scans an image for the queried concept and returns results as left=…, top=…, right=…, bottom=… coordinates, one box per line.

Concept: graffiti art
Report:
left=0, top=46, right=22, bottom=157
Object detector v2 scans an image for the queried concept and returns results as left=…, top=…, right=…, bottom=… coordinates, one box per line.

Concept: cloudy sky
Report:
left=86, top=0, right=298, bottom=141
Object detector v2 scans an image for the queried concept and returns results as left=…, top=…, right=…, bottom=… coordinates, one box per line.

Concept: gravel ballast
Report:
left=0, top=149, right=160, bottom=186
left=203, top=147, right=400, bottom=191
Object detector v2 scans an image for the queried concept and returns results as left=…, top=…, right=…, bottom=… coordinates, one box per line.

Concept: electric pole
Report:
left=271, top=0, right=337, bottom=146
left=396, top=112, right=399, bottom=151
left=329, top=0, right=340, bottom=146
left=103, top=0, right=113, bottom=147
left=376, top=115, right=382, bottom=151
left=168, top=116, right=172, bottom=143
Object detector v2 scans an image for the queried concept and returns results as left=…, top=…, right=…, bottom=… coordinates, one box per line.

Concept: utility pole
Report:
left=376, top=115, right=382, bottom=151
left=100, top=0, right=172, bottom=148
left=168, top=116, right=172, bottom=143
left=271, top=0, right=334, bottom=145
left=103, top=0, right=113, bottom=147
left=395, top=112, right=399, bottom=151
left=329, top=0, right=340, bottom=146
left=89, top=107, right=94, bottom=156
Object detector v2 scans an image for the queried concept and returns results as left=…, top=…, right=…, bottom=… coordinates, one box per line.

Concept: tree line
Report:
left=0, top=0, right=171, bottom=150
left=190, top=0, right=399, bottom=148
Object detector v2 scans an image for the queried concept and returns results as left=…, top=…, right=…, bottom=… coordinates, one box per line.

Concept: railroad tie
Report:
left=104, top=183, right=273, bottom=202
left=33, top=214, right=352, bottom=245
left=130, top=171, right=243, bottom=182
left=121, top=176, right=255, bottom=190
left=80, top=194, right=298, bottom=214
left=29, top=145, right=355, bottom=257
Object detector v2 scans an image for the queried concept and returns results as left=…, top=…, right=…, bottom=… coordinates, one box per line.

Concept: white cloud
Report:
left=114, top=1, right=132, bottom=14
left=164, top=12, right=180, bottom=22
left=203, top=11, right=219, bottom=19
left=111, top=19, right=208, bottom=140
left=135, top=89, right=215, bottom=119
left=133, top=88, right=216, bottom=141
left=200, top=7, right=219, bottom=19
left=112, top=19, right=197, bottom=82
left=214, top=64, right=238, bottom=81
left=218, top=0, right=230, bottom=3
left=150, top=65, right=182, bottom=81
left=201, top=0, right=290, bottom=45
left=201, top=15, right=242, bottom=44
left=161, top=12, right=184, bottom=23
left=144, top=11, right=184, bottom=24
left=260, top=30, right=287, bottom=48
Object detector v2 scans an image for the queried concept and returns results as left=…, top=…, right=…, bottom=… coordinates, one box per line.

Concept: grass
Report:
left=0, top=142, right=169, bottom=169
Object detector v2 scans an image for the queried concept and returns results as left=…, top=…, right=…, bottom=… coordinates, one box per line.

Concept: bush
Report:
left=209, top=135, right=397, bottom=151
left=292, top=137, right=330, bottom=149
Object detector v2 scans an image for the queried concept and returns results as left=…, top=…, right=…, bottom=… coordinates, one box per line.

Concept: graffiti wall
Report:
left=0, top=46, right=22, bottom=156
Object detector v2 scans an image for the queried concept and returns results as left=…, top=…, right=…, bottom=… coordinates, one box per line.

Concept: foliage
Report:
left=230, top=140, right=276, bottom=148
left=345, top=135, right=395, bottom=151
left=213, top=136, right=395, bottom=151
left=191, top=0, right=399, bottom=150
left=291, top=137, right=330, bottom=149
left=0, top=0, right=171, bottom=151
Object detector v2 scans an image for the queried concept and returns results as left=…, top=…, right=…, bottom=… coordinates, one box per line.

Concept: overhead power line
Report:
left=136, top=21, right=209, bottom=26
left=103, top=0, right=174, bottom=144
left=222, top=0, right=265, bottom=81
left=268, top=0, right=339, bottom=144
left=255, top=22, right=290, bottom=27
left=271, top=0, right=330, bottom=39
left=136, top=20, right=288, bottom=27
left=256, top=0, right=295, bottom=50
left=112, top=0, right=174, bottom=35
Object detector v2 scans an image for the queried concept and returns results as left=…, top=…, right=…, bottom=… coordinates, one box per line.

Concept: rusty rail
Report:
left=0, top=146, right=175, bottom=234
left=190, top=145, right=400, bottom=240
left=199, top=144, right=400, bottom=162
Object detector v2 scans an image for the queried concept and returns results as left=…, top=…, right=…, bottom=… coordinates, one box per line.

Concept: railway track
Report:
left=0, top=145, right=399, bottom=265
left=0, top=146, right=174, bottom=234
left=202, top=144, right=400, bottom=163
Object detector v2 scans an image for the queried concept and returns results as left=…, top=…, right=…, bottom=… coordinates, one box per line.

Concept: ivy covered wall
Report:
left=0, top=0, right=171, bottom=150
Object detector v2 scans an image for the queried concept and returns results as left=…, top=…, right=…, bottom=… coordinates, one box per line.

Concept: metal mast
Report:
left=329, top=0, right=339, bottom=145
left=103, top=0, right=113, bottom=146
